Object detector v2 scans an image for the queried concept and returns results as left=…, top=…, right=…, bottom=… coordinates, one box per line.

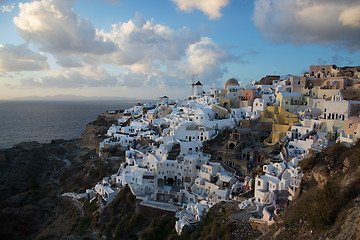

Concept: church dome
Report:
left=225, top=78, right=239, bottom=90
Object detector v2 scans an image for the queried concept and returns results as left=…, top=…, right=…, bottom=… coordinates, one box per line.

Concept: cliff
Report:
left=80, top=112, right=121, bottom=153
left=260, top=142, right=360, bottom=240
left=1, top=123, right=359, bottom=239
left=0, top=139, right=121, bottom=239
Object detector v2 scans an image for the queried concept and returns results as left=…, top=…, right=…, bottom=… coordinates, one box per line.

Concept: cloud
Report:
left=0, top=72, right=13, bottom=78
left=171, top=0, right=229, bottom=19
left=253, top=0, right=360, bottom=50
left=56, top=56, right=84, bottom=68
left=0, top=44, right=49, bottom=72
left=111, top=36, right=237, bottom=89
left=331, top=55, right=353, bottom=66
left=13, top=0, right=115, bottom=56
left=21, top=66, right=118, bottom=88
left=11, top=2, right=238, bottom=90
left=339, top=6, right=360, bottom=28
left=1, top=3, right=14, bottom=12
left=99, top=14, right=238, bottom=87
left=97, top=13, right=201, bottom=74
left=186, top=37, right=230, bottom=75
left=317, top=55, right=353, bottom=66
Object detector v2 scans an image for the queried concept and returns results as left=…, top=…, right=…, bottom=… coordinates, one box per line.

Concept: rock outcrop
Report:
left=80, top=112, right=121, bottom=153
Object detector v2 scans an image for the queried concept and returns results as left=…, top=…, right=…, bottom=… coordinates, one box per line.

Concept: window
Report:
left=258, top=181, right=261, bottom=186
left=349, top=124, right=353, bottom=129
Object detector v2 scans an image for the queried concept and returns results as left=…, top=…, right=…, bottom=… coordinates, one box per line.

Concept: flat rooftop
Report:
left=140, top=200, right=181, bottom=212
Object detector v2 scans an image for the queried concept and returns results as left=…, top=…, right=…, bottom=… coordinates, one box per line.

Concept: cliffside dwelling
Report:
left=82, top=65, right=360, bottom=233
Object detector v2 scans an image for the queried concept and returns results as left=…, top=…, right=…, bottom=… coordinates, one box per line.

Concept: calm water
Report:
left=0, top=100, right=145, bottom=149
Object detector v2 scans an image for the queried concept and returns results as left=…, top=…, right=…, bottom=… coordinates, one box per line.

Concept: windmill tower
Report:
left=187, top=76, right=204, bottom=100
left=193, top=81, right=203, bottom=98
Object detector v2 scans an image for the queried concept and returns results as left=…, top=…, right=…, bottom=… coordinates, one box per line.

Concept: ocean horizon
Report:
left=0, top=100, right=149, bottom=149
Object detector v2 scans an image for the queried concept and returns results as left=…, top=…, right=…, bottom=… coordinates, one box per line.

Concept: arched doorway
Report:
left=229, top=142, right=236, bottom=150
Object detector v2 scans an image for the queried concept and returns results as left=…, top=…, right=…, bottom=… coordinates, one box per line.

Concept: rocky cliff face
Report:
left=261, top=142, right=360, bottom=240
left=1, top=114, right=359, bottom=239
left=80, top=113, right=119, bottom=153
left=80, top=123, right=105, bottom=152
left=0, top=139, right=123, bottom=240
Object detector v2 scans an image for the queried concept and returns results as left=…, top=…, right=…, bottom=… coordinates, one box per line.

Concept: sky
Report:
left=0, top=0, right=360, bottom=100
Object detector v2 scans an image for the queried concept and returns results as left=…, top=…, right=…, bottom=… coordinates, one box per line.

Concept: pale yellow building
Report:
left=260, top=106, right=299, bottom=144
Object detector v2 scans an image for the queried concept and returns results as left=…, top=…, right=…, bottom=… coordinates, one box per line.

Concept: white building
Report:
left=286, top=138, right=314, bottom=157
left=254, top=160, right=302, bottom=205
left=94, top=178, right=119, bottom=203
left=226, top=85, right=242, bottom=99
left=175, top=201, right=209, bottom=235
left=253, top=98, right=268, bottom=115
left=321, top=91, right=360, bottom=121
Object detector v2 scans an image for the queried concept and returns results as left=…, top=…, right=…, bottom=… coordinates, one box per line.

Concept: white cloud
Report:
left=171, top=0, right=229, bottom=19
left=1, top=3, right=14, bottom=13
left=97, top=14, right=238, bottom=87
left=13, top=0, right=115, bottom=56
left=21, top=66, right=118, bottom=88
left=10, top=1, right=238, bottom=90
left=98, top=13, right=200, bottom=74
left=253, top=0, right=360, bottom=50
left=339, top=6, right=360, bottom=28
left=0, top=44, right=49, bottom=72
left=186, top=37, right=229, bottom=75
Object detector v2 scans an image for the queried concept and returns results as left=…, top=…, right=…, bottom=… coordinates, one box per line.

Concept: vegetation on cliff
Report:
left=262, top=142, right=360, bottom=240
left=178, top=202, right=261, bottom=240
left=1, top=123, right=359, bottom=239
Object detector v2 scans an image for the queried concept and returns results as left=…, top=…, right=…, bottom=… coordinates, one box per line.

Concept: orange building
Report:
left=241, top=89, right=256, bottom=101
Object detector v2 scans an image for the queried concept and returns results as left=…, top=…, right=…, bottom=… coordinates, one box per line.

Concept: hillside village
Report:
left=77, top=64, right=360, bottom=235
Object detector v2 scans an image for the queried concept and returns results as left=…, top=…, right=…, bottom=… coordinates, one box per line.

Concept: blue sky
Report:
left=0, top=0, right=359, bottom=100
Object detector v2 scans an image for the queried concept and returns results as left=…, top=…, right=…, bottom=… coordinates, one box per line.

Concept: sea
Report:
left=0, top=100, right=147, bottom=149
